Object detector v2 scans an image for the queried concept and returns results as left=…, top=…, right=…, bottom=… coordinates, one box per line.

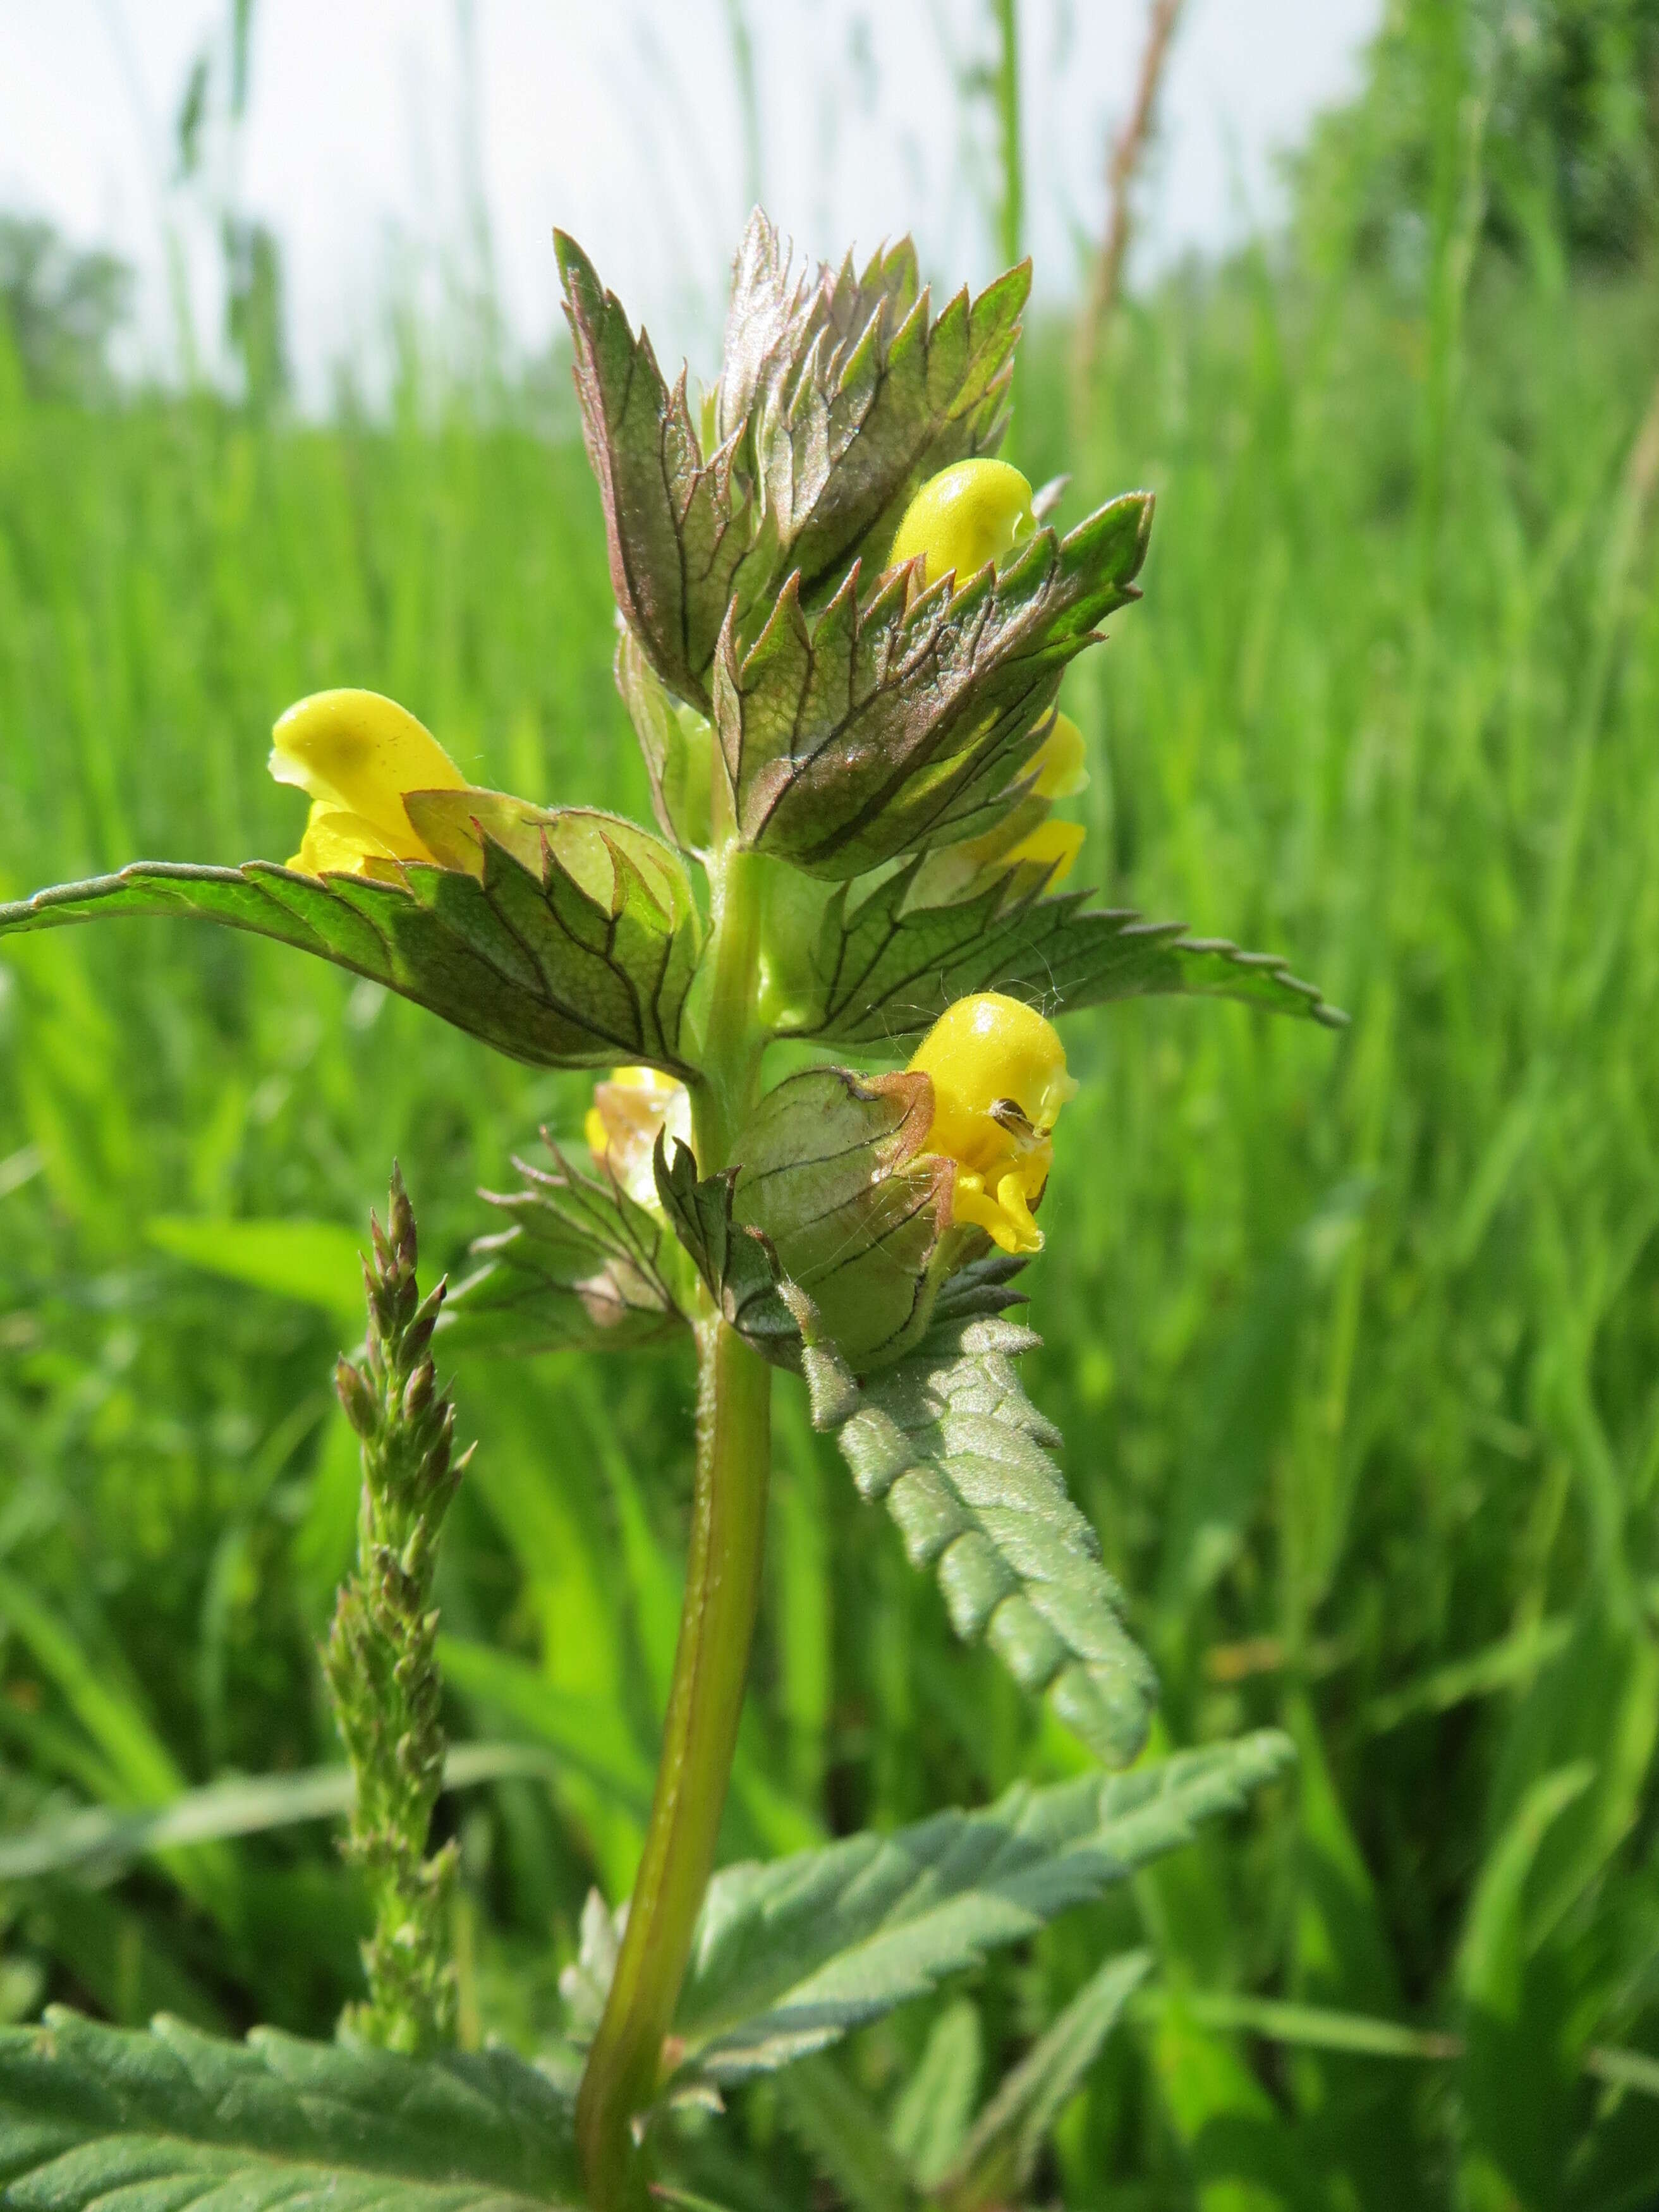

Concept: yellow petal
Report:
left=270, top=689, right=466, bottom=861
left=888, top=459, right=1035, bottom=592
left=1004, top=817, right=1085, bottom=885
left=909, top=994, right=1072, bottom=1249
left=290, top=803, right=403, bottom=877
left=586, top=1066, right=693, bottom=1211
left=949, top=1169, right=1045, bottom=1255
left=990, top=1168, right=1044, bottom=1251
left=1029, top=712, right=1089, bottom=801
left=911, top=992, right=1076, bottom=1139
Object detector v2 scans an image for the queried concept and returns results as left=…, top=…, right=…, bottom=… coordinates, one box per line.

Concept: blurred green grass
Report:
left=3, top=148, right=1659, bottom=2212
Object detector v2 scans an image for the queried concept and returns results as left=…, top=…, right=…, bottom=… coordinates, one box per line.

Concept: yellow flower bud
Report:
left=909, top=992, right=1077, bottom=1255
left=888, top=459, right=1035, bottom=593
left=586, top=1066, right=693, bottom=1210
left=270, top=689, right=468, bottom=875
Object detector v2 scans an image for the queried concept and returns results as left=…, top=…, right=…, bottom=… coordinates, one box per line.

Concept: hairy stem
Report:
left=578, top=809, right=772, bottom=2208
left=575, top=1317, right=772, bottom=2206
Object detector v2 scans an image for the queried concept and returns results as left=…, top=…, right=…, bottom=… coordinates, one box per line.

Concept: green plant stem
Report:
left=575, top=1316, right=772, bottom=2207
left=578, top=820, right=772, bottom=2209
left=694, top=843, right=765, bottom=1165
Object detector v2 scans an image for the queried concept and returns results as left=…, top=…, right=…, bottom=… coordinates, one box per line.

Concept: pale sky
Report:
left=1, top=0, right=1383, bottom=396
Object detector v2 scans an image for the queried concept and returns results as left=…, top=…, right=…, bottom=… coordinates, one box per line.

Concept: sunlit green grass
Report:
left=1, top=232, right=1656, bottom=2203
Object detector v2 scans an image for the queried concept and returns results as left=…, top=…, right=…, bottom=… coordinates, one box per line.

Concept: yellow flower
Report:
left=928, top=711, right=1090, bottom=892
left=1024, top=710, right=1088, bottom=804
left=992, top=708, right=1090, bottom=883
left=889, top=459, right=1035, bottom=593
left=270, top=689, right=470, bottom=877
left=999, top=817, right=1086, bottom=885
left=909, top=992, right=1077, bottom=1255
left=586, top=1066, right=693, bottom=1210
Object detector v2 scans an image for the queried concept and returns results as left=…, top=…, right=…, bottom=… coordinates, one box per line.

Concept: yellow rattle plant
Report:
left=0, top=213, right=1342, bottom=2212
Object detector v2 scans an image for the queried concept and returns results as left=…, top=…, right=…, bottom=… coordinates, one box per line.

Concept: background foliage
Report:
left=1, top=0, right=1658, bottom=2203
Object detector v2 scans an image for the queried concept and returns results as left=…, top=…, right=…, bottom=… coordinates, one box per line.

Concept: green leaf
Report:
left=145, top=1214, right=366, bottom=1322
left=713, top=494, right=1152, bottom=877
left=808, top=1308, right=1158, bottom=1766
left=446, top=1136, right=695, bottom=1356
left=1133, top=1986, right=1462, bottom=2064
left=672, top=1732, right=1292, bottom=2081
left=0, top=827, right=702, bottom=1074
left=0, top=1743, right=558, bottom=1883
left=557, top=230, right=765, bottom=714
left=729, top=1066, right=964, bottom=1371
left=719, top=211, right=1030, bottom=604
left=890, top=2000, right=981, bottom=2191
left=936, top=1950, right=1149, bottom=2208
left=0, top=1568, right=240, bottom=1932
left=1457, top=1763, right=1596, bottom=2208
left=1147, top=1996, right=1320, bottom=2211
left=788, top=864, right=1348, bottom=1046
left=717, top=219, right=917, bottom=461
left=0, top=2007, right=580, bottom=2208
left=779, top=2055, right=916, bottom=2212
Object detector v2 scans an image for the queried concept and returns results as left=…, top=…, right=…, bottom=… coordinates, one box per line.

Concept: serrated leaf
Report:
left=0, top=829, right=703, bottom=1072
left=653, top=1134, right=809, bottom=1365
left=714, top=494, right=1153, bottom=877
left=788, top=863, right=1348, bottom=1046
left=672, top=1733, right=1293, bottom=2081
left=808, top=1306, right=1158, bottom=1765
left=557, top=231, right=765, bottom=712
left=725, top=212, right=1030, bottom=603
left=935, top=1950, right=1149, bottom=2208
left=729, top=1066, right=963, bottom=1371
left=0, top=2007, right=580, bottom=2208
left=446, top=1134, right=696, bottom=1356
left=716, top=210, right=829, bottom=453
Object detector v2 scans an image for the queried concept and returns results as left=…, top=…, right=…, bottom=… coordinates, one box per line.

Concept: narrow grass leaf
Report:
left=939, top=1950, right=1149, bottom=2208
